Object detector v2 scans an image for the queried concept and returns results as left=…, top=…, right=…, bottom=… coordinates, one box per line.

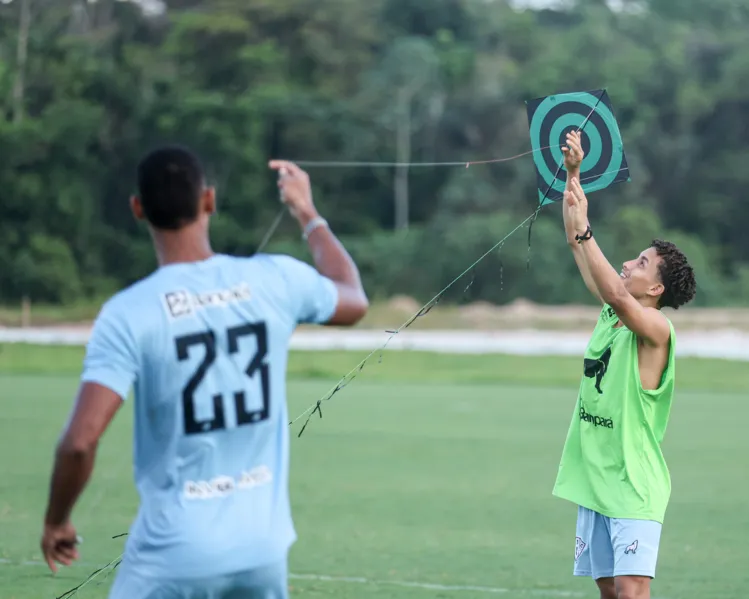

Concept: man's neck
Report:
left=151, top=224, right=214, bottom=267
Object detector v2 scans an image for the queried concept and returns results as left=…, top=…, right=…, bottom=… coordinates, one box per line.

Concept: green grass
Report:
left=2, top=343, right=749, bottom=392
left=0, top=347, right=747, bottom=599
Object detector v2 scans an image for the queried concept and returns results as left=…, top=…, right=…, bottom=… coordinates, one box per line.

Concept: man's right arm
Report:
left=562, top=133, right=603, bottom=304
left=300, top=214, right=369, bottom=326
left=268, top=159, right=368, bottom=326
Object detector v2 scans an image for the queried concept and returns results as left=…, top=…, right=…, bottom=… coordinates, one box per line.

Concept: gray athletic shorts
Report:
left=574, top=506, right=662, bottom=580
left=107, top=559, right=288, bottom=599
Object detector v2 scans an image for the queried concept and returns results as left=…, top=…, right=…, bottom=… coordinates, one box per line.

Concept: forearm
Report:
left=44, top=444, right=95, bottom=526
left=564, top=169, right=601, bottom=301
left=299, top=212, right=365, bottom=292
left=578, top=235, right=627, bottom=305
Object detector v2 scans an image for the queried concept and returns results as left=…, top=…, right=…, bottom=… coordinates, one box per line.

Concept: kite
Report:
left=526, top=89, right=630, bottom=206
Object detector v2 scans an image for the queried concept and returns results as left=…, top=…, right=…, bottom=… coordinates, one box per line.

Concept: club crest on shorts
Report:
left=575, top=536, right=586, bottom=561
left=624, top=540, right=638, bottom=554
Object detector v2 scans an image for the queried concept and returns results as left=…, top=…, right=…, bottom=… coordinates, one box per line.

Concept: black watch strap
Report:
left=575, top=226, right=593, bottom=244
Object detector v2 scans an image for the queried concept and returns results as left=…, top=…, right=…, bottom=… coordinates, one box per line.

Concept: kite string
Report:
left=55, top=552, right=123, bottom=599
left=289, top=163, right=628, bottom=435
left=255, top=206, right=287, bottom=254
left=290, top=145, right=553, bottom=169
left=289, top=204, right=543, bottom=433
left=255, top=144, right=557, bottom=255
left=288, top=91, right=609, bottom=170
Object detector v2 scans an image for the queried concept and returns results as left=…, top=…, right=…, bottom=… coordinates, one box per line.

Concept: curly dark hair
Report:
left=651, top=239, right=697, bottom=309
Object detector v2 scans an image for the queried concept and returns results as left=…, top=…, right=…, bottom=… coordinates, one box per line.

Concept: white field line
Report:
left=288, top=572, right=585, bottom=596
left=0, top=559, right=674, bottom=599
left=2, top=326, right=749, bottom=360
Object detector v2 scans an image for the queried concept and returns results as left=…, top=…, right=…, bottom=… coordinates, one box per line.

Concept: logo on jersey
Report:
left=579, top=405, right=614, bottom=429
left=583, top=346, right=612, bottom=394
left=183, top=465, right=272, bottom=500
left=624, top=540, right=638, bottom=555
left=575, top=537, right=586, bottom=561
left=163, top=283, right=251, bottom=319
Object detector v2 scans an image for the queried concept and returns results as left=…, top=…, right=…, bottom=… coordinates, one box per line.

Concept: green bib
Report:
left=552, top=304, right=676, bottom=523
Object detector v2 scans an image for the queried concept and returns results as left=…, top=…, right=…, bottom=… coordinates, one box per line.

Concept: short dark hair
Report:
left=137, top=146, right=205, bottom=230
left=651, top=239, right=696, bottom=309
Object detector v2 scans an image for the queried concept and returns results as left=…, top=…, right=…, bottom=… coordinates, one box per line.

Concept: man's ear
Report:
left=648, top=281, right=665, bottom=299
left=130, top=196, right=145, bottom=221
left=202, top=187, right=216, bottom=215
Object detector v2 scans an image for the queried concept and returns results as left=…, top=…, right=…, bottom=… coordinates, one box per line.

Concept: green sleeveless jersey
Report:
left=552, top=304, right=676, bottom=523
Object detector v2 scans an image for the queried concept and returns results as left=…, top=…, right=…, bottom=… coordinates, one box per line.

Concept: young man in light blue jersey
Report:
left=40, top=147, right=369, bottom=598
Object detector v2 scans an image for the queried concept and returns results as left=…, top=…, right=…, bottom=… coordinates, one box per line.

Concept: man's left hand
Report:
left=41, top=521, right=80, bottom=573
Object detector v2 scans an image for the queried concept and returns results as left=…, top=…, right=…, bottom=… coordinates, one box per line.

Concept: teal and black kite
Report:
left=526, top=89, right=630, bottom=206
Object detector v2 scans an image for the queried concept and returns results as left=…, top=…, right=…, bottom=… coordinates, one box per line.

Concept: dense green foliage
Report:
left=1, top=0, right=749, bottom=306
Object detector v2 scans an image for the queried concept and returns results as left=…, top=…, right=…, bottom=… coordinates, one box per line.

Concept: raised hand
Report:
left=562, top=130, right=584, bottom=173
left=564, top=176, right=590, bottom=238
left=268, top=160, right=319, bottom=225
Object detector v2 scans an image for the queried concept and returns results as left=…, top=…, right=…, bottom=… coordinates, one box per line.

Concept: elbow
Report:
left=335, top=293, right=369, bottom=327
left=57, top=434, right=98, bottom=460
left=349, top=293, right=370, bottom=325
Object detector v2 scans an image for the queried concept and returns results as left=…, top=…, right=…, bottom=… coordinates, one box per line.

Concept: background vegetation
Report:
left=2, top=0, right=749, bottom=309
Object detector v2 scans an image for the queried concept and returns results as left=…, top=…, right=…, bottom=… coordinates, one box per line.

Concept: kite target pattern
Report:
left=526, top=89, right=630, bottom=205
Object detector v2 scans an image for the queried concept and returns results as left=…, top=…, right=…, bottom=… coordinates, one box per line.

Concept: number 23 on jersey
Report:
left=174, top=322, right=270, bottom=436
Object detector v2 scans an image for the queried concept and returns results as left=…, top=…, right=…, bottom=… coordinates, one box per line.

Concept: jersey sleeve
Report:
left=80, top=299, right=139, bottom=400
left=268, top=255, right=339, bottom=324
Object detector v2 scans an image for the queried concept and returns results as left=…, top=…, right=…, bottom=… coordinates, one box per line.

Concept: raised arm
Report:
left=565, top=177, right=671, bottom=347
left=562, top=132, right=603, bottom=304
left=269, top=160, right=369, bottom=326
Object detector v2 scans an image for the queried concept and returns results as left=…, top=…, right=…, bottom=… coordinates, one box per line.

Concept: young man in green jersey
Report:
left=552, top=131, right=696, bottom=599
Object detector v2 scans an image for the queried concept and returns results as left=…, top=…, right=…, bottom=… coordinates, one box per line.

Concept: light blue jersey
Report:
left=80, top=253, right=338, bottom=580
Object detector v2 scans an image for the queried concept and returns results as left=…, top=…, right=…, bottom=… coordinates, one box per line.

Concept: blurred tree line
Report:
left=1, top=0, right=749, bottom=307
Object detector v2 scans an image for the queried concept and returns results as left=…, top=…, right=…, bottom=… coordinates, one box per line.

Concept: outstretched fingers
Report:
left=570, top=176, right=585, bottom=197
left=564, top=189, right=577, bottom=208
left=269, top=160, right=305, bottom=177
left=565, top=176, right=589, bottom=205
left=565, top=131, right=583, bottom=156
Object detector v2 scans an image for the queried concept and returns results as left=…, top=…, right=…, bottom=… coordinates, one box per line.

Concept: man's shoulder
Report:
left=103, top=271, right=160, bottom=307
left=600, top=303, right=673, bottom=344
left=638, top=307, right=674, bottom=346
left=94, top=270, right=172, bottom=332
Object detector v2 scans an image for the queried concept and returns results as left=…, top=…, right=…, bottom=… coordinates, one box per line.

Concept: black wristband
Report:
left=575, top=226, right=593, bottom=243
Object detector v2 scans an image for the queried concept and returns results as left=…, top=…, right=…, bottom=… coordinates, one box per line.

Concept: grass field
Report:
left=1, top=344, right=747, bottom=599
